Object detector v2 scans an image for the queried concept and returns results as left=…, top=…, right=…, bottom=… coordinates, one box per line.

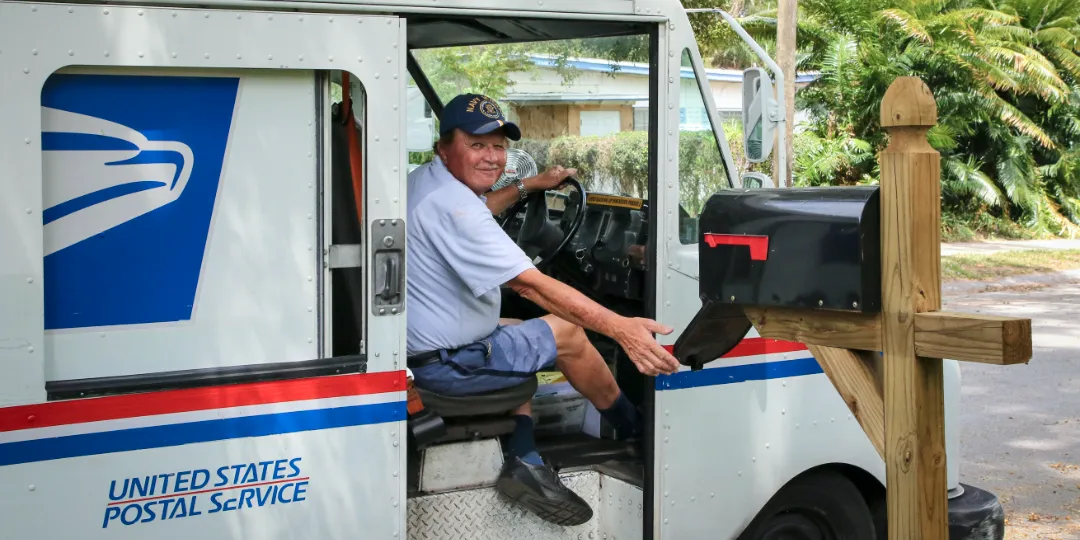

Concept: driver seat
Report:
left=415, top=377, right=538, bottom=444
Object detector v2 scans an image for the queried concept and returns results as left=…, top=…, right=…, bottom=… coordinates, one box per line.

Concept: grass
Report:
left=941, top=249, right=1080, bottom=281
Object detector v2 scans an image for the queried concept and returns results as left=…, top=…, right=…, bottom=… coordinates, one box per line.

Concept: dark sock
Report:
left=598, top=392, right=642, bottom=438
left=508, top=415, right=542, bottom=465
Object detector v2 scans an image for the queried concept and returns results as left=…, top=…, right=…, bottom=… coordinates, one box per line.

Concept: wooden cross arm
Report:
left=745, top=307, right=881, bottom=352
left=744, top=306, right=1032, bottom=365
left=914, top=311, right=1032, bottom=365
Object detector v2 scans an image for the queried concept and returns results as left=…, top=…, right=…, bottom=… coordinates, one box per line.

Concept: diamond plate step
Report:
left=407, top=470, right=602, bottom=540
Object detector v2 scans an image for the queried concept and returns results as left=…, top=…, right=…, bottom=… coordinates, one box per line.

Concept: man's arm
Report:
left=507, top=268, right=679, bottom=376
left=484, top=180, right=529, bottom=216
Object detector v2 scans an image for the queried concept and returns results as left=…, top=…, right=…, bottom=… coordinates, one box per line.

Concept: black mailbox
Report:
left=697, top=186, right=881, bottom=313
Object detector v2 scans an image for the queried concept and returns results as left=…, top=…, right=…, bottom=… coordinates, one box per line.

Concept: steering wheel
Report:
left=499, top=177, right=587, bottom=267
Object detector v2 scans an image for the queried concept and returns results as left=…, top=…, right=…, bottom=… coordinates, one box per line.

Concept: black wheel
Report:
left=737, top=470, right=877, bottom=540
left=868, top=490, right=887, bottom=539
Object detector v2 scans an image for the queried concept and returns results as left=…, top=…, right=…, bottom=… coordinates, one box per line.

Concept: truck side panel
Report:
left=653, top=340, right=885, bottom=538
left=1, top=5, right=410, bottom=537
left=0, top=371, right=406, bottom=539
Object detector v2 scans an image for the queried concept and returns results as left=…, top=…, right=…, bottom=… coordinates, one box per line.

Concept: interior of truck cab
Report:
left=327, top=15, right=668, bottom=503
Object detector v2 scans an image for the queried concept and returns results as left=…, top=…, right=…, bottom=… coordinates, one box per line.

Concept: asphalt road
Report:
left=946, top=277, right=1080, bottom=539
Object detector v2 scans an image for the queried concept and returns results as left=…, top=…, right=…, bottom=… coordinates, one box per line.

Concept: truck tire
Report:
left=737, top=470, right=877, bottom=540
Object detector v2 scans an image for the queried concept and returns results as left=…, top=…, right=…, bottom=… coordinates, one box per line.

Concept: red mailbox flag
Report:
left=703, top=234, right=769, bottom=261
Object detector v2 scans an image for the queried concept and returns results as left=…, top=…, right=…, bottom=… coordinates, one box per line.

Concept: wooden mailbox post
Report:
left=743, top=77, right=1033, bottom=538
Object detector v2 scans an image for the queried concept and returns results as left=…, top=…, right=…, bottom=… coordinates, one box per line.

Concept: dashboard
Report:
left=551, top=192, right=650, bottom=302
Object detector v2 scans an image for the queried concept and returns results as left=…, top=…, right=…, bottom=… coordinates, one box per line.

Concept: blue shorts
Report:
left=410, top=318, right=558, bottom=396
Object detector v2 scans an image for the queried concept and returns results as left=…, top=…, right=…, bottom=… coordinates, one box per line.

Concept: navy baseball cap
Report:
left=439, top=93, right=522, bottom=141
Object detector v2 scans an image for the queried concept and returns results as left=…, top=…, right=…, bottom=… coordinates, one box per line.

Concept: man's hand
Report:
left=612, top=317, right=680, bottom=376
left=524, top=165, right=578, bottom=192
left=485, top=164, right=579, bottom=216
left=508, top=268, right=681, bottom=377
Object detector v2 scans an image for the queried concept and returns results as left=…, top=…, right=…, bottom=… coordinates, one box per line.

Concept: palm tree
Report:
left=982, top=0, right=1080, bottom=232
left=696, top=0, right=1080, bottom=236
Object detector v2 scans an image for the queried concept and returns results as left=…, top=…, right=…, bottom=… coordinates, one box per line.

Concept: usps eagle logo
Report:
left=41, top=107, right=195, bottom=256
left=40, top=73, right=239, bottom=330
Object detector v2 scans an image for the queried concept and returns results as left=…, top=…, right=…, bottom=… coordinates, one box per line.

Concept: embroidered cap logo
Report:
left=479, top=99, right=501, bottom=119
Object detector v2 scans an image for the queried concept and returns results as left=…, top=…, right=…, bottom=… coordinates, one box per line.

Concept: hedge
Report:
left=515, top=129, right=733, bottom=216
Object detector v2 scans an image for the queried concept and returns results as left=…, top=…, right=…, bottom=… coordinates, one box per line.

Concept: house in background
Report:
left=402, top=55, right=818, bottom=157
left=503, top=55, right=816, bottom=139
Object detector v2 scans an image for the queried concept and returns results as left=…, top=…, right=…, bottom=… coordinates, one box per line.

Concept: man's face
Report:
left=438, top=130, right=507, bottom=194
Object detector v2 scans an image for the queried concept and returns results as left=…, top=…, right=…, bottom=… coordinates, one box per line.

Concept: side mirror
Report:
left=741, top=67, right=777, bottom=163
left=741, top=172, right=774, bottom=189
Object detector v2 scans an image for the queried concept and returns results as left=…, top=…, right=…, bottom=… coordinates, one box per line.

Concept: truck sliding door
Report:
left=0, top=4, right=408, bottom=538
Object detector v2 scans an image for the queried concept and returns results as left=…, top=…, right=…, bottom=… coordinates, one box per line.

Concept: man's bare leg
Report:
left=501, top=316, right=638, bottom=445
left=541, top=314, right=621, bottom=410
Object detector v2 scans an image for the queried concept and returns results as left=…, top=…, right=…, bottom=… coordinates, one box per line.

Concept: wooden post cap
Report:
left=881, top=76, right=937, bottom=128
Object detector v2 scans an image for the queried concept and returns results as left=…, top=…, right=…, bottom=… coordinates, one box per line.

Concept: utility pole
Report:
left=775, top=0, right=796, bottom=188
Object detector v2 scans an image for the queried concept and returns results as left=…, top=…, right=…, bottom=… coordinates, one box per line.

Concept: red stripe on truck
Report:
left=0, top=371, right=405, bottom=433
left=661, top=337, right=808, bottom=357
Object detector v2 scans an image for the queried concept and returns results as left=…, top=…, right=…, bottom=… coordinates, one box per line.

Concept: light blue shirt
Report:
left=405, top=157, right=534, bottom=355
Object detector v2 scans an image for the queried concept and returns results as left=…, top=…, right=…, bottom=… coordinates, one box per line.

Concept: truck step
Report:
left=406, top=469, right=642, bottom=540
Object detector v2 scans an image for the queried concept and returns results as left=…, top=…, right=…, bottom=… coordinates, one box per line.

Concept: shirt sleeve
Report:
left=429, top=200, right=535, bottom=298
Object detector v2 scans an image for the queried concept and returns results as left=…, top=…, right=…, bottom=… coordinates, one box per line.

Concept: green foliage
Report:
left=519, top=132, right=652, bottom=198
left=413, top=46, right=537, bottom=102
left=697, top=0, right=1080, bottom=238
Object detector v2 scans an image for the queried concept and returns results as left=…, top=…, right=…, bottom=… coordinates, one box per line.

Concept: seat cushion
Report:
left=417, top=377, right=537, bottom=417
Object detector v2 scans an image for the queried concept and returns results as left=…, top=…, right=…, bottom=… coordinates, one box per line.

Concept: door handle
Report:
left=371, top=219, right=405, bottom=315
left=378, top=254, right=400, bottom=302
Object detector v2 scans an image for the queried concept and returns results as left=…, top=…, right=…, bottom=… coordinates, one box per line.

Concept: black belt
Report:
left=407, top=341, right=488, bottom=369
left=406, top=350, right=443, bottom=369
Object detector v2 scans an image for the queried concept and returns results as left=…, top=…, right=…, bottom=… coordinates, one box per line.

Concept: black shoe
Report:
left=496, top=456, right=593, bottom=526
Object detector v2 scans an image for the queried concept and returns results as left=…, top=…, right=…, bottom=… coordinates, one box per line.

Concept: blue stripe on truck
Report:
left=656, top=357, right=823, bottom=390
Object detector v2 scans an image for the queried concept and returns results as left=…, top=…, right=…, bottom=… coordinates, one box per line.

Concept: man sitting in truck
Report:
left=405, top=93, right=681, bottom=525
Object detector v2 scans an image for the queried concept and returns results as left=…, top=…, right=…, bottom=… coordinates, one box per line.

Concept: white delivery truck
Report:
left=0, top=1, right=1004, bottom=538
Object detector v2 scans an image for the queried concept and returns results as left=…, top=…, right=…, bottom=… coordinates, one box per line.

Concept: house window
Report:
left=633, top=107, right=649, bottom=131
left=579, top=110, right=621, bottom=137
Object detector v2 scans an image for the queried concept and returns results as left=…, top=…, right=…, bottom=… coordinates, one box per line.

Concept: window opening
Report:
left=406, top=33, right=655, bottom=440
left=675, top=48, right=731, bottom=244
